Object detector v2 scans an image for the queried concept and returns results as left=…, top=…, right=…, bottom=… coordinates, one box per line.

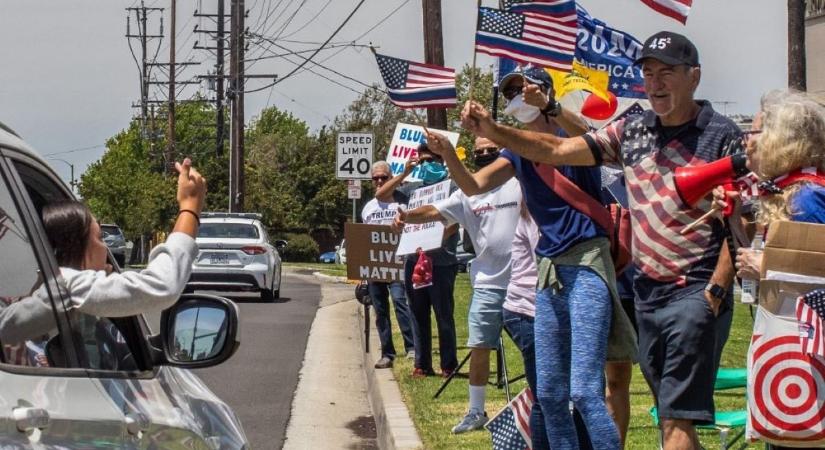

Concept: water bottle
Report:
left=740, top=232, right=764, bottom=304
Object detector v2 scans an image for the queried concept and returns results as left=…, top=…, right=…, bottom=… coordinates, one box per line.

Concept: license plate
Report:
left=210, top=253, right=229, bottom=265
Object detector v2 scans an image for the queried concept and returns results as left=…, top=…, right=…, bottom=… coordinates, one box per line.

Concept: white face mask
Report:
left=503, top=95, right=541, bottom=124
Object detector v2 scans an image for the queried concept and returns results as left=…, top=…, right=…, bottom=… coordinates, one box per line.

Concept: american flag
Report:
left=611, top=102, right=645, bottom=123
left=486, top=388, right=534, bottom=450
left=374, top=53, right=456, bottom=109
left=796, top=289, right=825, bottom=358
left=640, top=0, right=692, bottom=24
left=502, top=0, right=577, bottom=16
left=475, top=6, right=577, bottom=72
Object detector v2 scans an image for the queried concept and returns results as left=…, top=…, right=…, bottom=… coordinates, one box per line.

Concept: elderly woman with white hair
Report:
left=724, top=91, right=825, bottom=288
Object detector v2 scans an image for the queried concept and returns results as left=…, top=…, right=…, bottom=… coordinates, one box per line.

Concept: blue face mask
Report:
left=419, top=160, right=447, bottom=185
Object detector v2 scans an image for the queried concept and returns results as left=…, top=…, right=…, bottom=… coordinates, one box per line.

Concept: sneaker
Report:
left=406, top=350, right=415, bottom=360
left=374, top=356, right=393, bottom=369
left=451, top=410, right=488, bottom=434
left=411, top=368, right=435, bottom=379
left=441, top=368, right=457, bottom=378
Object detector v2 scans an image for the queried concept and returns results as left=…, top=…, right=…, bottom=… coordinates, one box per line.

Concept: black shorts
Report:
left=636, top=288, right=717, bottom=425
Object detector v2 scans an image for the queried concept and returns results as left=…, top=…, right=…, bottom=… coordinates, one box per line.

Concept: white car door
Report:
left=0, top=161, right=129, bottom=448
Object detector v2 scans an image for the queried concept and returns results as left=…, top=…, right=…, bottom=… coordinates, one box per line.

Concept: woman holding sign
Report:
left=376, top=142, right=460, bottom=378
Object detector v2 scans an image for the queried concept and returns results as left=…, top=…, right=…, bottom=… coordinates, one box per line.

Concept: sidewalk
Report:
left=282, top=270, right=422, bottom=450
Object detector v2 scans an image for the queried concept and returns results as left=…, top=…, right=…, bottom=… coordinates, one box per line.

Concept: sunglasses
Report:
left=502, top=85, right=523, bottom=101
left=742, top=129, right=762, bottom=144
left=474, top=147, right=499, bottom=155
left=372, top=175, right=390, bottom=182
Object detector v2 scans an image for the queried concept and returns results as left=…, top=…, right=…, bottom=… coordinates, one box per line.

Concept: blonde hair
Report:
left=755, top=94, right=825, bottom=226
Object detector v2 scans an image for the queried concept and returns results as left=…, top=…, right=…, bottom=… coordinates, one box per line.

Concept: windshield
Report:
left=198, top=223, right=260, bottom=239
left=100, top=225, right=122, bottom=237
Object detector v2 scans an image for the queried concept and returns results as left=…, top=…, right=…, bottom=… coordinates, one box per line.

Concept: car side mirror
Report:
left=274, top=239, right=288, bottom=249
left=159, top=294, right=240, bottom=368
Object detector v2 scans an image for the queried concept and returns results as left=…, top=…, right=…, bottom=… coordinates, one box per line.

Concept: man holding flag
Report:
left=457, top=31, right=741, bottom=450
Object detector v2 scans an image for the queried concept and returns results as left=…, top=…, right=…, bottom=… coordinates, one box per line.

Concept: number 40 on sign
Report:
left=336, top=132, right=374, bottom=180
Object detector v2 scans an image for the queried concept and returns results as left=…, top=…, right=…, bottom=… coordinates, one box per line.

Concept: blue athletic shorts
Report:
left=467, top=288, right=507, bottom=348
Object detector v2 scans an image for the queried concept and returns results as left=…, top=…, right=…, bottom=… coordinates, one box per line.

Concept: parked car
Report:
left=335, top=239, right=346, bottom=264
left=101, top=223, right=128, bottom=267
left=0, top=121, right=248, bottom=449
left=188, top=212, right=286, bottom=302
left=319, top=251, right=337, bottom=264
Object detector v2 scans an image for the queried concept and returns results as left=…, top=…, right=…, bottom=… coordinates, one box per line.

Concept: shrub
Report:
left=279, top=233, right=319, bottom=262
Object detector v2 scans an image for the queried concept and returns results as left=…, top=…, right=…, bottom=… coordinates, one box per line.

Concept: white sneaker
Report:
left=451, top=410, right=488, bottom=434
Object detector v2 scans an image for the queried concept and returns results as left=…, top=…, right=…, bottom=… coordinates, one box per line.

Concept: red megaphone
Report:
left=674, top=154, right=748, bottom=208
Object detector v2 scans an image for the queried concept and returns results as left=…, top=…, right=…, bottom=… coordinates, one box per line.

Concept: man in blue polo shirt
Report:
left=457, top=32, right=742, bottom=450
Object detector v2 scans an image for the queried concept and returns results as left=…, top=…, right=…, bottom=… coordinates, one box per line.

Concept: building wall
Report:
left=807, top=6, right=825, bottom=94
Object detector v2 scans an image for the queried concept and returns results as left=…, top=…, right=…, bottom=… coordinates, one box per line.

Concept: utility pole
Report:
left=126, top=2, right=164, bottom=150
left=422, top=0, right=447, bottom=129
left=789, top=0, right=807, bottom=91
left=216, top=0, right=226, bottom=156
left=167, top=0, right=177, bottom=172
left=229, top=0, right=245, bottom=212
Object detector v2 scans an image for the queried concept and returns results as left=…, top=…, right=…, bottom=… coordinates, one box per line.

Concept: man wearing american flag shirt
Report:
left=797, top=289, right=825, bottom=358
left=459, top=31, right=742, bottom=450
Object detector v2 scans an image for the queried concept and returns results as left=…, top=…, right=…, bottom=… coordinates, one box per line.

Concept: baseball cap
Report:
left=499, top=66, right=553, bottom=91
left=634, top=31, right=700, bottom=67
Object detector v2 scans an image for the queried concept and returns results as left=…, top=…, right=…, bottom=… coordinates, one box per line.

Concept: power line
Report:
left=279, top=0, right=334, bottom=39
left=42, top=144, right=107, bottom=157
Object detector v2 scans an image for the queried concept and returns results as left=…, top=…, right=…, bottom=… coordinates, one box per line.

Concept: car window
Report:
left=0, top=169, right=57, bottom=368
left=198, top=223, right=259, bottom=239
left=11, top=160, right=140, bottom=372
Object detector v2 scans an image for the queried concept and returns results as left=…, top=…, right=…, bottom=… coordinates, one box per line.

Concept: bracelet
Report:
left=178, top=209, right=200, bottom=225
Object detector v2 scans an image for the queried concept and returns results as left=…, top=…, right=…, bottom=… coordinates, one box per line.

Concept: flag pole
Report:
left=468, top=0, right=482, bottom=103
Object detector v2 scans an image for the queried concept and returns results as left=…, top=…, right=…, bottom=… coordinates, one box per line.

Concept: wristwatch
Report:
left=704, top=283, right=727, bottom=300
left=540, top=98, right=562, bottom=117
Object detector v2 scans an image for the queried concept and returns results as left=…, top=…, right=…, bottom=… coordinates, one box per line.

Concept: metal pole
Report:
left=352, top=198, right=356, bottom=223
left=166, top=0, right=176, bottom=171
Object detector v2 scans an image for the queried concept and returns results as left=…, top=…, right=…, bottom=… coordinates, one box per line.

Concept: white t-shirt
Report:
left=434, top=178, right=521, bottom=289
left=503, top=213, right=540, bottom=317
left=361, top=198, right=400, bottom=225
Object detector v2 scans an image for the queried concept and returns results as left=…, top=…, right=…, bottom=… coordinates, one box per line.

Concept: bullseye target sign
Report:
left=749, top=334, right=825, bottom=443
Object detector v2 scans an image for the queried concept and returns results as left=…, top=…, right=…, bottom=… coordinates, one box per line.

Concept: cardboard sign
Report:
left=386, top=123, right=460, bottom=182
left=761, top=221, right=825, bottom=279
left=345, top=223, right=405, bottom=282
left=396, top=179, right=451, bottom=256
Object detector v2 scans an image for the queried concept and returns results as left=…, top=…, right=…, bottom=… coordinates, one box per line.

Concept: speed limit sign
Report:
left=336, top=132, right=373, bottom=180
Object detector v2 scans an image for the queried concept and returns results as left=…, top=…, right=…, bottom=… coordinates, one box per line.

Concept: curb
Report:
left=357, top=305, right=424, bottom=450
left=311, top=271, right=351, bottom=284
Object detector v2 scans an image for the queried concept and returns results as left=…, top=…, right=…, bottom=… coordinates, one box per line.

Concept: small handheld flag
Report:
left=797, top=289, right=825, bottom=359
left=486, top=387, right=534, bottom=450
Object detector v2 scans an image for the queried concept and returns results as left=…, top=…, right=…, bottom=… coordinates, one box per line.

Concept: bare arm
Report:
left=522, top=84, right=589, bottom=137
left=375, top=158, right=417, bottom=202
left=706, top=239, right=736, bottom=316
left=401, top=205, right=444, bottom=224
left=461, top=101, right=597, bottom=166
left=424, top=133, right=516, bottom=196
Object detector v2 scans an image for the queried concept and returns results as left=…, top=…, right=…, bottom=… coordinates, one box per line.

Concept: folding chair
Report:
left=649, top=367, right=749, bottom=450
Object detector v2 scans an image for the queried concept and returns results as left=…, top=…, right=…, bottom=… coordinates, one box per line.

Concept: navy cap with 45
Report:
left=635, top=31, right=700, bottom=67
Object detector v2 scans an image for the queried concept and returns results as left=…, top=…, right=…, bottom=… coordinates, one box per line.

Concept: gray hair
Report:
left=371, top=161, right=391, bottom=174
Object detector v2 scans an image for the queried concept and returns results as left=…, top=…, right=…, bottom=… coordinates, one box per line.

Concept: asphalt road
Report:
left=146, top=270, right=322, bottom=449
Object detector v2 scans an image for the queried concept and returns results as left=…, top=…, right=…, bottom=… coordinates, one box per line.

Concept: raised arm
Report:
left=424, top=132, right=515, bottom=196
left=461, top=101, right=597, bottom=166
left=375, top=157, right=417, bottom=202
left=522, top=84, right=589, bottom=137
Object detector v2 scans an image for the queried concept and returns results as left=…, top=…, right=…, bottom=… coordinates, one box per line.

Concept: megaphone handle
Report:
left=681, top=206, right=719, bottom=235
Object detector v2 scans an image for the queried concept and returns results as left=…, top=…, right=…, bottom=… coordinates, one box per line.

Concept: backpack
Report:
left=532, top=163, right=632, bottom=274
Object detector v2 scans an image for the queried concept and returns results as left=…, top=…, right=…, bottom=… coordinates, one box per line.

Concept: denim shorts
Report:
left=467, top=288, right=507, bottom=348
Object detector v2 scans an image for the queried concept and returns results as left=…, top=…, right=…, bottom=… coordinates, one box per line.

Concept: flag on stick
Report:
left=501, top=0, right=577, bottom=16
left=475, top=6, right=576, bottom=71
left=796, top=289, right=825, bottom=359
left=486, top=387, right=534, bottom=450
left=640, top=0, right=692, bottom=24
left=374, top=53, right=457, bottom=109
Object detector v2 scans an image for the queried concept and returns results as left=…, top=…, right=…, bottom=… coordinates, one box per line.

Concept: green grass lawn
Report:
left=283, top=261, right=347, bottom=277
left=388, top=272, right=759, bottom=449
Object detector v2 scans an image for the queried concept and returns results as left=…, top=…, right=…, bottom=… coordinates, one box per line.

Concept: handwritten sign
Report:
left=345, top=223, right=405, bottom=282
left=386, top=123, right=460, bottom=182
left=396, top=179, right=451, bottom=256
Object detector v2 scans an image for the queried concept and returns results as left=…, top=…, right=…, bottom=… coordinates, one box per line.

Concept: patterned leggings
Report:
left=534, top=265, right=619, bottom=450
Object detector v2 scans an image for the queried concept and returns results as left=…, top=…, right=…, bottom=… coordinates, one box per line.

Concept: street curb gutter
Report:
left=357, top=306, right=424, bottom=450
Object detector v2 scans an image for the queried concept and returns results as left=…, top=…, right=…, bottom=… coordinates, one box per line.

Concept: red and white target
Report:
left=749, top=334, right=825, bottom=442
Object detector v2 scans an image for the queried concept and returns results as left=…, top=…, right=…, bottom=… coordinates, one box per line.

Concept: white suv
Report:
left=188, top=213, right=285, bottom=302
left=0, top=121, right=248, bottom=448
